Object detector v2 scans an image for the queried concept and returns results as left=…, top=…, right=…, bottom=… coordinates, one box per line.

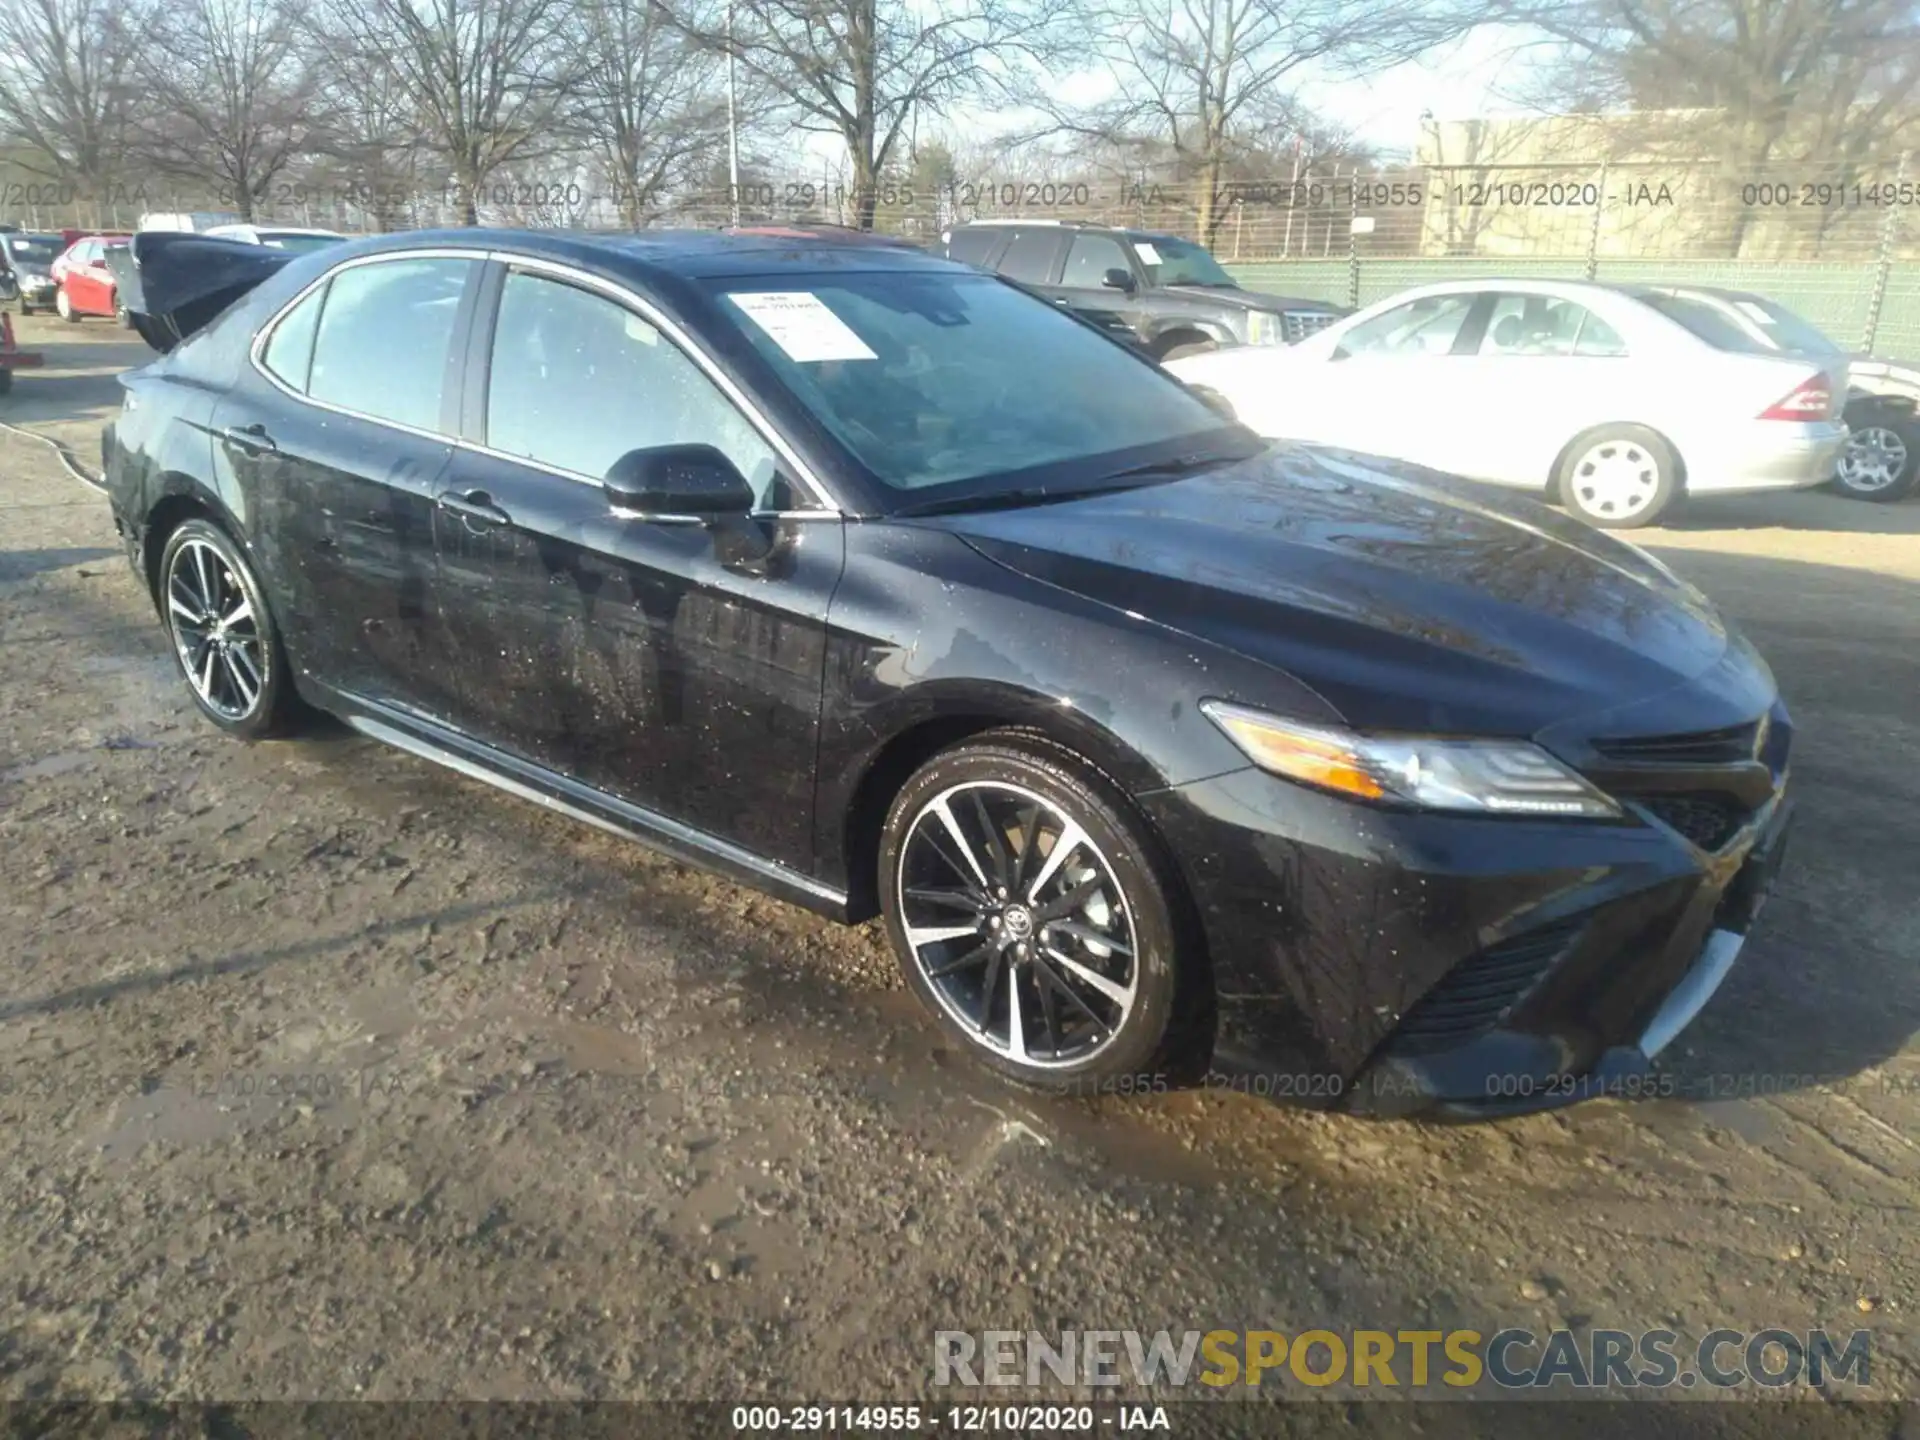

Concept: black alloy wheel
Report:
left=880, top=736, right=1183, bottom=1090
left=159, top=518, right=296, bottom=737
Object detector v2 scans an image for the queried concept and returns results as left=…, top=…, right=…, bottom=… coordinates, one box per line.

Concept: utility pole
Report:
left=726, top=0, right=741, bottom=227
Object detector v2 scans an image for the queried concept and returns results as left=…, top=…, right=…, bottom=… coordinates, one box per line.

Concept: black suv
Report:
left=938, top=220, right=1348, bottom=360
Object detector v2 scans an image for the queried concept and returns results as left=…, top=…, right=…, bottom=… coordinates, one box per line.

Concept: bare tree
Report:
left=568, top=0, right=735, bottom=228
left=1519, top=0, right=1920, bottom=252
left=133, top=0, right=322, bottom=221
left=315, top=0, right=575, bottom=224
left=693, top=0, right=1072, bottom=230
left=0, top=0, right=150, bottom=206
left=1028, top=0, right=1483, bottom=247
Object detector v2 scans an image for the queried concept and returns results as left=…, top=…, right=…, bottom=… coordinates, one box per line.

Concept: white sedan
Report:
left=204, top=224, right=349, bottom=256
left=1166, top=278, right=1850, bottom=527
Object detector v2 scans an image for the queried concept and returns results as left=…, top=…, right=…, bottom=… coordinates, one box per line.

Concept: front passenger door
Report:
left=431, top=265, right=845, bottom=870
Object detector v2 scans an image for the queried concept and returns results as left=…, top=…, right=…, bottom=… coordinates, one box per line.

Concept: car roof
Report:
left=337, top=226, right=963, bottom=281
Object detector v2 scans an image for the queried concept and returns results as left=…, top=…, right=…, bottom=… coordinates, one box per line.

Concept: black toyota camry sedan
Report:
left=101, top=227, right=1794, bottom=1117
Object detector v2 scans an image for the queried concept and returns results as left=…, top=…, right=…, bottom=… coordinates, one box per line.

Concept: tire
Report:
left=157, top=518, right=296, bottom=739
left=0, top=367, right=12, bottom=397
left=1156, top=335, right=1217, bottom=363
left=1556, top=424, right=1679, bottom=528
left=56, top=288, right=79, bottom=323
left=1831, top=415, right=1919, bottom=502
left=879, top=733, right=1187, bottom=1093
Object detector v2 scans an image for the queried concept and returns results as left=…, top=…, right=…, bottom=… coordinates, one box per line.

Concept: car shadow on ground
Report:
left=0, top=546, right=116, bottom=582
left=1659, top=489, right=1920, bottom=534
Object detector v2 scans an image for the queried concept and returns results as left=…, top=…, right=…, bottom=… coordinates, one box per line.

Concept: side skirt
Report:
left=326, top=690, right=851, bottom=922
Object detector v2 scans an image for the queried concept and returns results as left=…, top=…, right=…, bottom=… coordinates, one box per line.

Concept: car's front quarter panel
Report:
left=812, top=520, right=1337, bottom=904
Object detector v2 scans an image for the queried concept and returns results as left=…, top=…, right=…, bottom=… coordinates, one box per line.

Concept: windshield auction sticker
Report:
left=729, top=291, right=877, bottom=362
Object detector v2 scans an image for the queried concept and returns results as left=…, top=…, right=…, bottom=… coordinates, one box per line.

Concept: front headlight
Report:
left=1245, top=310, right=1285, bottom=345
left=1201, top=701, right=1622, bottom=818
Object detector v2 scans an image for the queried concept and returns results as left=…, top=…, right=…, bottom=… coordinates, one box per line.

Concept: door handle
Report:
left=435, top=488, right=512, bottom=527
left=222, top=424, right=276, bottom=455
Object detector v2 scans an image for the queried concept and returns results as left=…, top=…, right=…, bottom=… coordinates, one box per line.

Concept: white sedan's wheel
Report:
left=1557, top=425, right=1678, bottom=529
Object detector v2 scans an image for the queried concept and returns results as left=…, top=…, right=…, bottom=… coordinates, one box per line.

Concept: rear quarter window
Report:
left=943, top=229, right=1002, bottom=268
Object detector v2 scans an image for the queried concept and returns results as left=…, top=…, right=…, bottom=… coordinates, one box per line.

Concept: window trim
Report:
left=249, top=247, right=843, bottom=518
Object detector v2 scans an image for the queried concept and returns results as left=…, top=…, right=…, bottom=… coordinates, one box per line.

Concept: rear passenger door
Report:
left=221, top=253, right=479, bottom=713
left=1457, top=292, right=1637, bottom=487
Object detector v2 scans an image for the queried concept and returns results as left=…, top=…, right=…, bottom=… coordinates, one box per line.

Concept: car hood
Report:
left=1165, top=285, right=1345, bottom=315
left=933, top=445, right=1756, bottom=737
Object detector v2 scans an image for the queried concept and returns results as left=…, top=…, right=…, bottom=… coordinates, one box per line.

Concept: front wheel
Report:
left=1556, top=425, right=1679, bottom=528
left=879, top=736, right=1186, bottom=1092
left=55, top=288, right=79, bottom=323
left=158, top=519, right=297, bottom=738
left=1832, top=416, right=1918, bottom=501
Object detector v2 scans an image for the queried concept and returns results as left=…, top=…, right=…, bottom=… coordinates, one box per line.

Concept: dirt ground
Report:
left=1, top=312, right=1916, bottom=1421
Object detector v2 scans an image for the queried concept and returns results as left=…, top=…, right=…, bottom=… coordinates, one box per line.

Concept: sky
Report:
left=1293, top=25, right=1556, bottom=158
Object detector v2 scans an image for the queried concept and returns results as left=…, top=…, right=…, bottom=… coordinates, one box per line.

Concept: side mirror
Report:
left=1102, top=268, right=1137, bottom=293
left=604, top=444, right=755, bottom=521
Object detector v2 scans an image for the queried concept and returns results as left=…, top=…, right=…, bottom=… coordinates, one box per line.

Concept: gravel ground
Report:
left=1, top=314, right=1916, bottom=1421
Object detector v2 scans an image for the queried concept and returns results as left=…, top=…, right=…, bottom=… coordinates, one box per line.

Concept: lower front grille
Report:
left=1389, top=917, right=1587, bottom=1054
left=1639, top=792, right=1747, bottom=852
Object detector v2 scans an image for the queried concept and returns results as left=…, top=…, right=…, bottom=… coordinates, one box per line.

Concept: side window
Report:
left=486, top=271, right=781, bottom=506
left=944, top=229, right=1001, bottom=267
left=1336, top=293, right=1478, bottom=358
left=307, top=257, right=474, bottom=432
left=262, top=282, right=327, bottom=391
left=1060, top=233, right=1132, bottom=288
left=995, top=229, right=1062, bottom=283
left=1479, top=293, right=1628, bottom=357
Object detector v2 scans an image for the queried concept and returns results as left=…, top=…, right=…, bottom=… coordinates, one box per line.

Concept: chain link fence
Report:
left=5, top=154, right=1916, bottom=355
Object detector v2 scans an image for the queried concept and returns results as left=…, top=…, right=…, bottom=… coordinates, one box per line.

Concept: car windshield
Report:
left=709, top=270, right=1245, bottom=501
left=6, top=236, right=61, bottom=266
left=1639, top=290, right=1844, bottom=357
left=258, top=233, right=348, bottom=255
left=1128, top=235, right=1237, bottom=287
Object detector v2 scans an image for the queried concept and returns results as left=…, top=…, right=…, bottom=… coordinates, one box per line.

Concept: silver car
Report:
left=1170, top=278, right=1851, bottom=528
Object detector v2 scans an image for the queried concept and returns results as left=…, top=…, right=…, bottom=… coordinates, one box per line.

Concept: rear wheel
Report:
left=1556, top=425, right=1679, bottom=528
left=1832, top=417, right=1918, bottom=501
left=158, top=519, right=296, bottom=739
left=880, top=736, right=1185, bottom=1093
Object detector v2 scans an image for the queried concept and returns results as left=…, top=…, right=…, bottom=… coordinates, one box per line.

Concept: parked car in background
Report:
left=2, top=232, right=66, bottom=314
left=938, top=220, right=1348, bottom=361
left=0, top=309, right=44, bottom=396
left=53, top=234, right=135, bottom=323
left=1626, top=284, right=1919, bottom=503
left=100, top=227, right=1794, bottom=1116
left=206, top=224, right=350, bottom=256
left=138, top=211, right=242, bottom=234
left=1168, top=278, right=1850, bottom=528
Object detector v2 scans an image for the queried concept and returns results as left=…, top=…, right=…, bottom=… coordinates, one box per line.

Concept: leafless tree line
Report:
left=1, top=0, right=1915, bottom=239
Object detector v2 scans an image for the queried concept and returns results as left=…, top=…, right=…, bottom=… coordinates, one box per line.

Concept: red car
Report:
left=52, top=233, right=133, bottom=323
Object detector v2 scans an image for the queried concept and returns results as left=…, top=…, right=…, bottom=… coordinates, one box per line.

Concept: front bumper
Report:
left=1139, top=707, right=1793, bottom=1119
